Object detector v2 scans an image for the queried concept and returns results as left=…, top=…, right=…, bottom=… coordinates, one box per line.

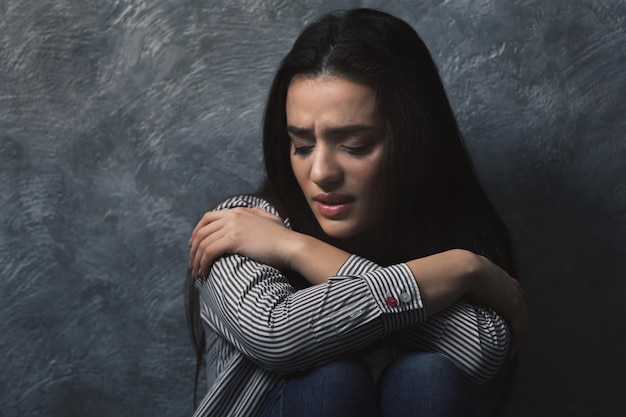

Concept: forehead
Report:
left=285, top=76, right=381, bottom=128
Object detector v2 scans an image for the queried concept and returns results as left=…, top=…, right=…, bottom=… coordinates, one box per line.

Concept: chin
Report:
left=319, top=222, right=361, bottom=240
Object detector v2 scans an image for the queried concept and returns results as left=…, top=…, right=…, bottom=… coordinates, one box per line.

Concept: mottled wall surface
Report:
left=0, top=0, right=624, bottom=416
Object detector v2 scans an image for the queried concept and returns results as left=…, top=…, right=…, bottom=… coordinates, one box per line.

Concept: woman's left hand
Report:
left=188, top=207, right=293, bottom=278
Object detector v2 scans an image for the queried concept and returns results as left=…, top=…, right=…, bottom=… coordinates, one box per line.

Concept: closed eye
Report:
left=341, top=144, right=373, bottom=156
left=288, top=130, right=315, bottom=157
left=292, top=145, right=314, bottom=156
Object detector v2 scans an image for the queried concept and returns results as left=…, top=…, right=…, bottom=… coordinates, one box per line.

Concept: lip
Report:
left=313, top=193, right=355, bottom=218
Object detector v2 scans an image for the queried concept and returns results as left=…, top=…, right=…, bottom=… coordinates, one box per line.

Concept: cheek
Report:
left=289, top=157, right=306, bottom=187
left=353, top=158, right=383, bottom=195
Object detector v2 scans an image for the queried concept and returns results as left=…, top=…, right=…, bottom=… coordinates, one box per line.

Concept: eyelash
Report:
left=292, top=145, right=371, bottom=156
left=293, top=146, right=313, bottom=156
left=341, top=145, right=371, bottom=155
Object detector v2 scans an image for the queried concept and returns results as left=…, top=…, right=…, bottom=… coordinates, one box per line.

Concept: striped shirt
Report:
left=193, top=195, right=510, bottom=417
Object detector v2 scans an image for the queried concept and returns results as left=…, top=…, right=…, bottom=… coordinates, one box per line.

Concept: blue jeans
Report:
left=261, top=352, right=490, bottom=417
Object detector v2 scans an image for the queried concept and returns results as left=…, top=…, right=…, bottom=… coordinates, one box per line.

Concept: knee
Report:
left=289, top=356, right=374, bottom=391
left=280, top=357, right=377, bottom=417
left=378, top=352, right=478, bottom=417
left=384, top=352, right=466, bottom=385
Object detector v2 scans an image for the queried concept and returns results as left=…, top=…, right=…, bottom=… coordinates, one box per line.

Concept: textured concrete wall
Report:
left=1, top=1, right=624, bottom=416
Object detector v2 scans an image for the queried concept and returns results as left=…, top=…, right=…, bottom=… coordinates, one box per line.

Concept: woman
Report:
left=186, top=8, right=527, bottom=417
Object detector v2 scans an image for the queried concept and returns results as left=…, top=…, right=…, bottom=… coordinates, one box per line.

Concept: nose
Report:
left=310, top=143, right=343, bottom=187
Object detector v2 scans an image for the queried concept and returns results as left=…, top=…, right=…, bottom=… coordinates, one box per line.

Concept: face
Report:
left=286, top=76, right=385, bottom=239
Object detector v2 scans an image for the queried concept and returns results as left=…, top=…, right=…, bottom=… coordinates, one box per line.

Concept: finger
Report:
left=193, top=236, right=215, bottom=278
left=189, top=211, right=212, bottom=246
left=196, top=228, right=237, bottom=278
left=190, top=208, right=252, bottom=274
left=190, top=218, right=227, bottom=272
left=189, top=210, right=226, bottom=246
left=197, top=235, right=230, bottom=278
left=191, top=226, right=224, bottom=275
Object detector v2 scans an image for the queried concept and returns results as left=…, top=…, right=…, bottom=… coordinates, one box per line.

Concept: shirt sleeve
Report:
left=196, top=195, right=427, bottom=373
left=337, top=248, right=511, bottom=383
left=388, top=301, right=511, bottom=383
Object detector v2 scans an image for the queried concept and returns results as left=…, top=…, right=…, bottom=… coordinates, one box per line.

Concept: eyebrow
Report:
left=286, top=124, right=377, bottom=138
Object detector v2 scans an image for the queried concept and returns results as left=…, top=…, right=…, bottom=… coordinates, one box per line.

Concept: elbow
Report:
left=436, top=303, right=511, bottom=384
left=461, top=341, right=509, bottom=384
left=462, top=318, right=511, bottom=384
left=235, top=325, right=315, bottom=373
left=440, top=335, right=508, bottom=384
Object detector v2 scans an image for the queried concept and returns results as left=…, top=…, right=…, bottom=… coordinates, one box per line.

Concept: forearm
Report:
left=200, top=253, right=425, bottom=373
left=195, top=196, right=492, bottom=318
left=286, top=232, right=351, bottom=285
left=405, top=249, right=480, bottom=316
left=195, top=196, right=524, bottom=372
left=287, top=239, right=480, bottom=317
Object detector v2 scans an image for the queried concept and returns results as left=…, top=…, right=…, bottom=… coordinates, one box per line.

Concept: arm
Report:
left=190, top=203, right=516, bottom=320
left=193, top=196, right=428, bottom=373
left=389, top=301, right=510, bottom=383
left=190, top=196, right=527, bottom=371
left=190, top=201, right=526, bottom=351
left=288, top=229, right=521, bottom=382
left=291, top=235, right=514, bottom=383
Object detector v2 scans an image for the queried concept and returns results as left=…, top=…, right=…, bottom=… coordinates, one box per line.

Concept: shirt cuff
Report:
left=335, top=256, right=427, bottom=334
left=361, top=263, right=426, bottom=333
left=335, top=254, right=381, bottom=276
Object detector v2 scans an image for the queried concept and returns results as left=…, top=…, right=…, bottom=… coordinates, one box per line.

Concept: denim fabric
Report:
left=377, top=352, right=479, bottom=417
left=261, top=357, right=377, bottom=417
left=261, top=352, right=487, bottom=417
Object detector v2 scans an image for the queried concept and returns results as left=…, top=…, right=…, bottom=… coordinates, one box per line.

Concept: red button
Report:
left=386, top=296, right=398, bottom=307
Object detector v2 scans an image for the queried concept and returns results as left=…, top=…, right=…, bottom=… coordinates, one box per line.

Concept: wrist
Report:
left=285, top=233, right=350, bottom=285
left=281, top=230, right=308, bottom=272
left=265, top=227, right=305, bottom=272
left=460, top=250, right=493, bottom=303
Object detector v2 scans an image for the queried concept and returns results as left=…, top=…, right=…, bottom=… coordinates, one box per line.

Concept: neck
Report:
left=330, top=229, right=382, bottom=263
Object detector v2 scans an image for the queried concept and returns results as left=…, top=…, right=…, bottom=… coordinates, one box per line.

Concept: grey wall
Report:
left=1, top=1, right=624, bottom=416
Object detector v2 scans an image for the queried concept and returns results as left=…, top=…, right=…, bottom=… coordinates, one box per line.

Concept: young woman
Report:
left=186, top=8, right=527, bottom=417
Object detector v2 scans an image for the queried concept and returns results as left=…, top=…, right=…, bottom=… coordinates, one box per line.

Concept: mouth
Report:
left=313, top=193, right=355, bottom=218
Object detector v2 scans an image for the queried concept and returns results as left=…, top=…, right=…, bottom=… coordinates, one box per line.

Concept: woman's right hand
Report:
left=189, top=207, right=295, bottom=278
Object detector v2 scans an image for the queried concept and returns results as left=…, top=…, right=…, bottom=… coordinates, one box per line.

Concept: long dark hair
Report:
left=188, top=7, right=517, bottom=412
left=260, top=8, right=514, bottom=271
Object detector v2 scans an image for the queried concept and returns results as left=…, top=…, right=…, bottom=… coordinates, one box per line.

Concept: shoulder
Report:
left=214, top=194, right=284, bottom=219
